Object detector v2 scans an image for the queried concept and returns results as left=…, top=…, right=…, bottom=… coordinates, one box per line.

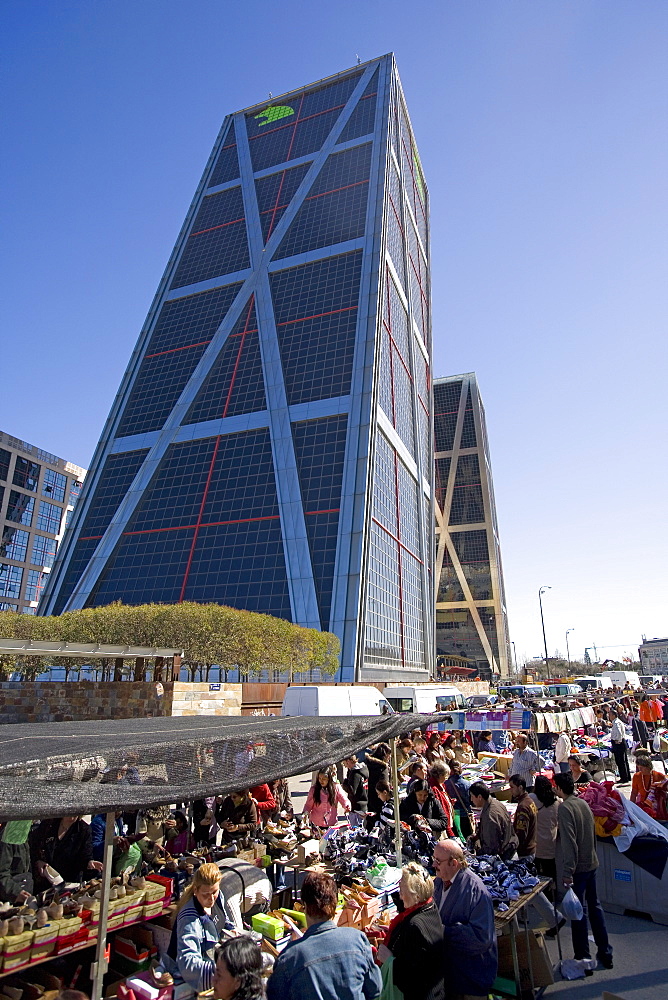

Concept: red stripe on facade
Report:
left=276, top=305, right=356, bottom=327
left=178, top=436, right=222, bottom=602
left=190, top=216, right=245, bottom=237
left=266, top=94, right=305, bottom=240
left=221, top=299, right=255, bottom=420
left=145, top=340, right=212, bottom=359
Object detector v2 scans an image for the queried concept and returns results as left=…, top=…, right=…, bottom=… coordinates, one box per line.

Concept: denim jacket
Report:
left=267, top=920, right=382, bottom=1000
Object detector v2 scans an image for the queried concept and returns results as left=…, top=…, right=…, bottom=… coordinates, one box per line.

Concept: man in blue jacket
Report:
left=432, top=840, right=497, bottom=1000
left=267, top=871, right=381, bottom=1000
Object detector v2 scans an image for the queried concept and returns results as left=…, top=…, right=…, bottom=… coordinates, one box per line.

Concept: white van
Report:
left=574, top=676, right=613, bottom=691
left=383, top=684, right=466, bottom=714
left=601, top=670, right=641, bottom=689
left=281, top=685, right=393, bottom=717
left=544, top=683, right=583, bottom=698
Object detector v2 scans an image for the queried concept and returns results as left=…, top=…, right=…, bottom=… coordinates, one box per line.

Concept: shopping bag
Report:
left=379, top=955, right=404, bottom=1000
left=653, top=733, right=662, bottom=752
left=560, top=887, right=584, bottom=921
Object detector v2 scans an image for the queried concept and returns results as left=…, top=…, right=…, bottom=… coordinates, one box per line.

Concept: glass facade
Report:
left=41, top=56, right=433, bottom=682
left=0, top=430, right=86, bottom=614
left=433, top=375, right=510, bottom=679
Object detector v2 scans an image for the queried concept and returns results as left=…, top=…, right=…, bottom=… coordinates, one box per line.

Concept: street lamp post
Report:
left=511, top=641, right=518, bottom=675
left=538, top=586, right=552, bottom=679
left=565, top=629, right=574, bottom=672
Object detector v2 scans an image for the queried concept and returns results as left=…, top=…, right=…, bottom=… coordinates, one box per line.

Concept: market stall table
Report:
left=493, top=878, right=555, bottom=999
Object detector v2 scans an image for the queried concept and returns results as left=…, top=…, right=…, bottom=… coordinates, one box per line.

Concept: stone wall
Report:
left=0, top=681, right=172, bottom=724
left=171, top=682, right=242, bottom=717
left=0, top=681, right=242, bottom=724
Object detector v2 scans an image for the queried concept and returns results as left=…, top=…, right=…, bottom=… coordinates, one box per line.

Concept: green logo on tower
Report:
left=254, top=105, right=295, bottom=126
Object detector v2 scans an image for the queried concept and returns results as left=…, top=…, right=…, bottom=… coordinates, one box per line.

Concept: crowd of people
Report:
left=2, top=680, right=666, bottom=1000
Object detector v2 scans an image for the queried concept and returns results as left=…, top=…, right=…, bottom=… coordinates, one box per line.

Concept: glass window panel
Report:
left=37, top=501, right=62, bottom=535
left=13, top=457, right=40, bottom=492
left=77, top=450, right=149, bottom=540
left=52, top=537, right=99, bottom=615
left=6, top=491, right=34, bottom=526
left=246, top=72, right=362, bottom=172
left=255, top=163, right=311, bottom=243
left=271, top=252, right=362, bottom=406
left=0, top=563, right=23, bottom=599
left=273, top=144, right=372, bottom=260
left=31, top=533, right=57, bottom=568
left=116, top=343, right=210, bottom=437
left=0, top=448, right=11, bottom=482
left=88, top=528, right=195, bottom=608
left=338, top=69, right=378, bottom=143
left=25, top=568, right=47, bottom=603
left=170, top=226, right=249, bottom=291
left=0, top=527, right=29, bottom=562
left=184, top=301, right=266, bottom=425
left=183, top=520, right=292, bottom=619
left=144, top=283, right=242, bottom=356
left=208, top=141, right=239, bottom=187
left=42, top=468, right=67, bottom=502
left=69, top=479, right=84, bottom=505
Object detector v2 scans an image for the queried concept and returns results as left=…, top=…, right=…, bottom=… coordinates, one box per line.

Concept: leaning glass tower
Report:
left=41, top=54, right=434, bottom=682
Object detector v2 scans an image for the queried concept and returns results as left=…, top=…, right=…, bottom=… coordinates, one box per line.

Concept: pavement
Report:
left=544, top=910, right=668, bottom=999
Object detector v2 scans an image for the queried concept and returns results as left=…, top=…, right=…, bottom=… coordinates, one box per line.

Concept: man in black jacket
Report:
left=341, top=755, right=368, bottom=823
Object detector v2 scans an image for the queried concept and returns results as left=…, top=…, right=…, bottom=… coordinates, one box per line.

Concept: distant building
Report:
left=0, top=431, right=85, bottom=615
left=40, top=55, right=434, bottom=681
left=639, top=638, right=668, bottom=676
left=432, top=374, right=511, bottom=679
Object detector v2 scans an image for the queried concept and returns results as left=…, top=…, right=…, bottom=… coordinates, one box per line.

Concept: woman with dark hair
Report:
left=303, top=769, right=350, bottom=831
left=213, top=935, right=263, bottom=1000
left=441, top=734, right=457, bottom=764
left=167, top=812, right=195, bottom=855
left=425, top=732, right=444, bottom=765
left=366, top=744, right=391, bottom=813
left=477, top=730, right=497, bottom=755
left=529, top=775, right=560, bottom=881
left=31, top=816, right=102, bottom=890
left=399, top=780, right=449, bottom=834
left=428, top=763, right=454, bottom=837
left=216, top=791, right=258, bottom=843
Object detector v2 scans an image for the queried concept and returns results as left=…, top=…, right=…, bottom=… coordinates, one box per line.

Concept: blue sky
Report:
left=2, top=1, right=666, bottom=664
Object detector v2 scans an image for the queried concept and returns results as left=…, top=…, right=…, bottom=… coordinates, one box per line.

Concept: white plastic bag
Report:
left=653, top=733, right=662, bottom=752
left=560, top=958, right=586, bottom=980
left=560, top=886, right=584, bottom=921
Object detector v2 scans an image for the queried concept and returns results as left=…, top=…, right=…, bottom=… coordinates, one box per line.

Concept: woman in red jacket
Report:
left=427, top=763, right=454, bottom=837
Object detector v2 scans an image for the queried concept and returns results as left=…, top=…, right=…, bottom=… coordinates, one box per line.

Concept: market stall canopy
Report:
left=0, top=712, right=439, bottom=821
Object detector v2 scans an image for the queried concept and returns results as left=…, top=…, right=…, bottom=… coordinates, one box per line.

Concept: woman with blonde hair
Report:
left=158, top=863, right=225, bottom=993
left=378, top=862, right=444, bottom=1000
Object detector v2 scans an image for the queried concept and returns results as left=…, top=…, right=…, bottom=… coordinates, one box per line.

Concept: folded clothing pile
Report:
left=467, top=855, right=540, bottom=911
left=579, top=781, right=626, bottom=835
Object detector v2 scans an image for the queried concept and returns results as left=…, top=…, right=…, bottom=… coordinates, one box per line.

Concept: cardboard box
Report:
left=297, top=840, right=320, bottom=865
left=125, top=972, right=172, bottom=1000
left=251, top=913, right=285, bottom=941
left=497, top=929, right=554, bottom=990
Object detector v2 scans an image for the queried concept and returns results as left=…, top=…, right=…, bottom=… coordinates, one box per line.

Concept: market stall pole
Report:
left=391, top=737, right=402, bottom=868
left=90, top=810, right=115, bottom=1000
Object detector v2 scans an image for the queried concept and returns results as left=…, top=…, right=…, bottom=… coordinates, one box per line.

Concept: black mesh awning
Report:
left=0, top=712, right=438, bottom=820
